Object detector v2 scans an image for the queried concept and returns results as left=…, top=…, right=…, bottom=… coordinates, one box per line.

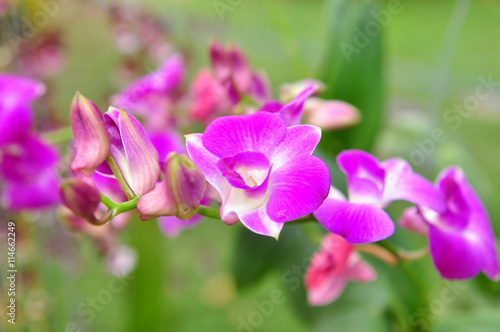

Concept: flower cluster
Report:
left=1, top=33, right=498, bottom=308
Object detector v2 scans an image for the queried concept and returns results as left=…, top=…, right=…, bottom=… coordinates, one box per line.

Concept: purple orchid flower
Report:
left=0, top=73, right=60, bottom=210
left=0, top=73, right=45, bottom=145
left=1, top=134, right=60, bottom=210
left=398, top=167, right=499, bottom=280
left=111, top=55, right=184, bottom=131
left=186, top=112, right=330, bottom=239
left=314, top=150, right=444, bottom=244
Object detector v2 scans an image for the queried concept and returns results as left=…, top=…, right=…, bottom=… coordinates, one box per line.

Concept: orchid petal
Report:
left=337, top=150, right=385, bottom=204
left=267, top=155, right=330, bottom=222
left=237, top=207, right=284, bottom=239
left=202, top=112, right=286, bottom=158
left=314, top=199, right=394, bottom=244
left=271, top=125, right=321, bottom=170
left=381, top=158, right=445, bottom=211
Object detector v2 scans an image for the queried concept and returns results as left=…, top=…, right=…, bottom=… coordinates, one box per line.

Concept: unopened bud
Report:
left=70, top=92, right=110, bottom=176
left=138, top=152, right=207, bottom=220
left=59, top=178, right=101, bottom=223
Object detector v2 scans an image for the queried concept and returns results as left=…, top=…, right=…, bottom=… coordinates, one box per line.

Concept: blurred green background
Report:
left=2, top=0, right=500, bottom=331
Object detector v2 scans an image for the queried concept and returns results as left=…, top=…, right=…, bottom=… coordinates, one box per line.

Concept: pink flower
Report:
left=305, top=234, right=376, bottom=306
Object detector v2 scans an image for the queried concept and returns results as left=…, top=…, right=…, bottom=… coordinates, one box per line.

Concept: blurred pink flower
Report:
left=305, top=234, right=376, bottom=306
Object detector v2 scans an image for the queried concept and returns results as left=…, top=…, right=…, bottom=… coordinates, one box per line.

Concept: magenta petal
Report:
left=337, top=150, right=385, bottom=204
left=381, top=158, right=445, bottom=212
left=249, top=72, right=271, bottom=103
left=271, top=125, right=321, bottom=169
left=228, top=46, right=252, bottom=93
left=0, top=74, right=45, bottom=144
left=2, top=170, right=60, bottom=210
left=1, top=135, right=59, bottom=182
left=185, top=134, right=228, bottom=196
left=267, top=155, right=330, bottom=222
left=426, top=167, right=500, bottom=280
left=237, top=207, right=284, bottom=239
left=259, top=101, right=283, bottom=114
left=314, top=199, right=395, bottom=244
left=428, top=225, right=483, bottom=279
left=276, top=86, right=315, bottom=126
left=210, top=40, right=231, bottom=82
left=202, top=112, right=286, bottom=158
left=111, top=55, right=184, bottom=113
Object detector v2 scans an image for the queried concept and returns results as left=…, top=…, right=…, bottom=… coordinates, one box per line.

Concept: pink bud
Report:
left=70, top=92, right=111, bottom=176
left=104, top=107, right=160, bottom=196
left=59, top=178, right=101, bottom=223
left=305, top=234, right=376, bottom=306
left=303, top=98, right=360, bottom=130
left=138, top=152, right=207, bottom=220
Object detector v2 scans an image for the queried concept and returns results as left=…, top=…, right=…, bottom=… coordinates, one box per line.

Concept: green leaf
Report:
left=319, top=0, right=385, bottom=153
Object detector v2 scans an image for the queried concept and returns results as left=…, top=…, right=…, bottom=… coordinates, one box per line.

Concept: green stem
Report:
left=100, top=193, right=116, bottom=209
left=196, top=205, right=220, bottom=219
left=106, top=155, right=136, bottom=200
left=42, top=126, right=73, bottom=144
left=113, top=196, right=140, bottom=216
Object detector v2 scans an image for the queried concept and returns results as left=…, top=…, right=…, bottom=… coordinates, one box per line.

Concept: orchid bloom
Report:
left=314, top=150, right=444, bottom=244
left=186, top=112, right=330, bottom=239
left=398, top=167, right=499, bottom=280
left=0, top=73, right=60, bottom=210
left=0, top=73, right=45, bottom=145
left=305, top=234, right=376, bottom=306
left=1, top=134, right=60, bottom=210
left=111, top=55, right=184, bottom=131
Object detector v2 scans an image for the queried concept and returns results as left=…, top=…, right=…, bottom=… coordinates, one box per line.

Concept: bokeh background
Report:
left=1, top=0, right=500, bottom=331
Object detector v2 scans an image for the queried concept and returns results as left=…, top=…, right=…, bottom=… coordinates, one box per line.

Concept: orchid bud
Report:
left=59, top=178, right=101, bottom=223
left=70, top=92, right=111, bottom=176
left=138, top=152, right=207, bottom=221
left=279, top=79, right=326, bottom=103
left=104, top=107, right=160, bottom=196
left=303, top=98, right=360, bottom=130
